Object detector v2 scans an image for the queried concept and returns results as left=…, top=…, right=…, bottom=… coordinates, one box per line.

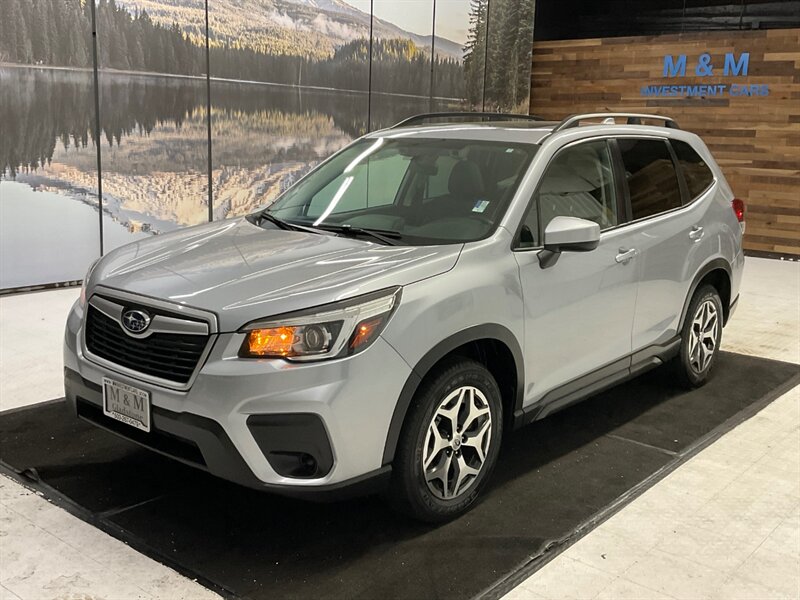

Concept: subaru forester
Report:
left=64, top=112, right=745, bottom=521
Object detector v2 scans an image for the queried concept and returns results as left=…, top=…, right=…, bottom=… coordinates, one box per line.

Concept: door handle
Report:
left=689, top=225, right=704, bottom=241
left=615, top=248, right=637, bottom=264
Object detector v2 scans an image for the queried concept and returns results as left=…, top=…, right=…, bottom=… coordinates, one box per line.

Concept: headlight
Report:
left=239, top=287, right=401, bottom=361
left=79, top=258, right=101, bottom=307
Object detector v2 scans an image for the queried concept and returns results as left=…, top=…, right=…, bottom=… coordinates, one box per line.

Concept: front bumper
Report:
left=63, top=299, right=410, bottom=496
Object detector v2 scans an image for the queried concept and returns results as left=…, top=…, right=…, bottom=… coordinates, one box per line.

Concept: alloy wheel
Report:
left=422, top=385, right=492, bottom=500
left=688, top=299, right=719, bottom=373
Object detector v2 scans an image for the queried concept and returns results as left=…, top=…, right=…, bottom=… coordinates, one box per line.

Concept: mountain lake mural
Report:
left=0, top=0, right=535, bottom=289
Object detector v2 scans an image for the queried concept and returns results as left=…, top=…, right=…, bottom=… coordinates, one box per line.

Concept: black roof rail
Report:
left=391, top=112, right=545, bottom=128
left=552, top=113, right=681, bottom=133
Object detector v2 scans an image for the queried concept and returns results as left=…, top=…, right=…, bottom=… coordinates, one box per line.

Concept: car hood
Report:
left=92, top=218, right=461, bottom=331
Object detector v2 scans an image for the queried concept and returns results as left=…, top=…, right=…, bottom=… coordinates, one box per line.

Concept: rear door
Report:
left=613, top=137, right=708, bottom=353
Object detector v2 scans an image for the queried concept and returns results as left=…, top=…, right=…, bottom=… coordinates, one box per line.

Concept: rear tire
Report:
left=672, top=284, right=723, bottom=388
left=388, top=357, right=503, bottom=523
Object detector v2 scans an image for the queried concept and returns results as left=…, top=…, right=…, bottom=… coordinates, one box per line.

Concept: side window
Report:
left=519, top=140, right=618, bottom=248
left=307, top=152, right=410, bottom=217
left=518, top=141, right=618, bottom=248
left=618, top=139, right=682, bottom=220
left=671, top=140, right=714, bottom=201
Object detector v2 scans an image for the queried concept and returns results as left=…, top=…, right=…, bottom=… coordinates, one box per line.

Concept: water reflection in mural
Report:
left=0, top=62, right=103, bottom=288
left=95, top=0, right=211, bottom=248
left=207, top=0, right=369, bottom=220
left=209, top=83, right=365, bottom=220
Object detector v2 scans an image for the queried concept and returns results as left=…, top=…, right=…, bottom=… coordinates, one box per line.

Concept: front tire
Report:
left=672, top=284, right=723, bottom=388
left=389, top=358, right=503, bottom=522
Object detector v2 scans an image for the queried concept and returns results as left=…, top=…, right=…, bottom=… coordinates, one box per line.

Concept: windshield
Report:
left=264, top=137, right=537, bottom=245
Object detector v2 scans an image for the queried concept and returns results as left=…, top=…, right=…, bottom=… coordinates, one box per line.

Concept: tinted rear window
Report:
left=618, top=138, right=682, bottom=220
left=672, top=140, right=715, bottom=200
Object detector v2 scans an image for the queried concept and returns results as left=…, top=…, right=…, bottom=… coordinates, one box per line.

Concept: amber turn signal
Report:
left=247, top=326, right=297, bottom=357
left=349, top=316, right=384, bottom=350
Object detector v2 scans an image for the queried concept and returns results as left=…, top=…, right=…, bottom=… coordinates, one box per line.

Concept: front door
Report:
left=513, top=139, right=638, bottom=409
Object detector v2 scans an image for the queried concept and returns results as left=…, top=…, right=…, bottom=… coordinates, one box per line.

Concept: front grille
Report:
left=85, top=305, right=209, bottom=384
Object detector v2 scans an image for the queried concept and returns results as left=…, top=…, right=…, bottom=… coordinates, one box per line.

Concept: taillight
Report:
left=732, top=198, right=745, bottom=223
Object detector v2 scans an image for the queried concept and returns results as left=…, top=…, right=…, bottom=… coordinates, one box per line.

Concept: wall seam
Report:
left=205, top=0, right=214, bottom=222
left=89, top=0, right=104, bottom=255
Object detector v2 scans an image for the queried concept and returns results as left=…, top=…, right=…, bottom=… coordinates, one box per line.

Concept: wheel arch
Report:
left=679, top=258, right=733, bottom=331
left=381, top=324, right=524, bottom=466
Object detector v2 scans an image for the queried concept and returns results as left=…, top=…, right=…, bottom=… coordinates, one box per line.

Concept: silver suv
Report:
left=64, top=112, right=745, bottom=521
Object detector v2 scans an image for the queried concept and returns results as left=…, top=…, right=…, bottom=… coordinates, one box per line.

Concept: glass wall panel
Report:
left=207, top=0, right=370, bottom=218
left=363, top=0, right=435, bottom=129
left=484, top=0, right=535, bottom=112
left=0, top=0, right=101, bottom=289
left=455, top=0, right=488, bottom=111
left=428, top=0, right=472, bottom=113
left=94, top=0, right=210, bottom=252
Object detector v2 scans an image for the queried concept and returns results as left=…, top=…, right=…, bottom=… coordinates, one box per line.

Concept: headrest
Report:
left=448, top=160, right=484, bottom=200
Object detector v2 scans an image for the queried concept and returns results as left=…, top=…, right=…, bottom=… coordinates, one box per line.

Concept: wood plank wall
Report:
left=530, top=29, right=800, bottom=256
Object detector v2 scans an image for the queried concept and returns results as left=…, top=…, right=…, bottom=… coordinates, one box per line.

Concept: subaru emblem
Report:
left=121, top=309, right=151, bottom=334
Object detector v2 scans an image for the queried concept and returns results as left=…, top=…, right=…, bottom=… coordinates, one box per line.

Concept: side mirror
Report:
left=539, top=216, right=600, bottom=269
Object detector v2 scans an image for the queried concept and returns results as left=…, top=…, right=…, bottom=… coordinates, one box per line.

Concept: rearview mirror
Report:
left=539, top=216, right=600, bottom=269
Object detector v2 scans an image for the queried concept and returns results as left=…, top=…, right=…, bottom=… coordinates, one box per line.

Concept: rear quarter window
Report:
left=672, top=139, right=715, bottom=200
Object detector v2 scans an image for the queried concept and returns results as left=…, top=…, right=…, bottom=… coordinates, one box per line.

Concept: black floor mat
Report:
left=1, top=352, right=797, bottom=600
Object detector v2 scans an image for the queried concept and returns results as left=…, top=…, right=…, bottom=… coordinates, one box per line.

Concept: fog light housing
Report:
left=268, top=451, right=320, bottom=478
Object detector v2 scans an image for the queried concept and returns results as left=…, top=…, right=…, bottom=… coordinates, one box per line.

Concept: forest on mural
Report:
left=0, top=0, right=535, bottom=107
left=0, top=0, right=464, bottom=98
left=0, top=0, right=93, bottom=67
left=464, top=0, right=535, bottom=110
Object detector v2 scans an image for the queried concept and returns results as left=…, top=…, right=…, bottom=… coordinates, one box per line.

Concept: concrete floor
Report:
left=0, top=257, right=798, bottom=599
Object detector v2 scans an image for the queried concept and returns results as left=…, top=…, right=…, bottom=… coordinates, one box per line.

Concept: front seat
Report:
left=411, top=159, right=486, bottom=226
left=447, top=159, right=485, bottom=210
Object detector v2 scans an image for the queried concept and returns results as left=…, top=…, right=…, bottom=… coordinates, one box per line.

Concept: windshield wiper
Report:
left=248, top=211, right=329, bottom=236
left=319, top=224, right=403, bottom=246
left=250, top=212, right=403, bottom=245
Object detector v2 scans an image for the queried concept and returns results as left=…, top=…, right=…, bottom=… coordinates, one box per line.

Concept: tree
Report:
left=464, top=0, right=534, bottom=111
left=128, top=25, right=146, bottom=71
left=0, top=0, right=20, bottom=61
left=463, top=0, right=488, bottom=106
left=15, top=0, right=33, bottom=63
left=30, top=0, right=51, bottom=63
left=67, top=2, right=89, bottom=67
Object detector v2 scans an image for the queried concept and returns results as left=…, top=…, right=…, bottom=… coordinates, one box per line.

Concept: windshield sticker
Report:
left=472, top=200, right=490, bottom=213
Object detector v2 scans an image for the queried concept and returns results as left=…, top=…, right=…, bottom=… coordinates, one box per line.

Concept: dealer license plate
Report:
left=102, top=377, right=151, bottom=432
